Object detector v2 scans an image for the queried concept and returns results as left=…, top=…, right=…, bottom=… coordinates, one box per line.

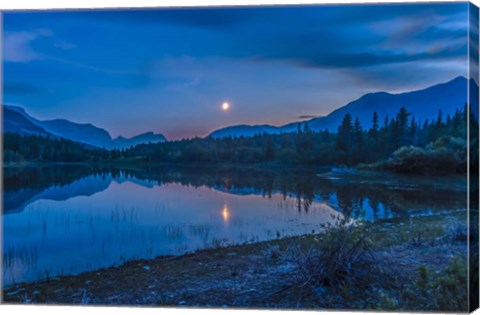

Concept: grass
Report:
left=277, top=213, right=470, bottom=311
left=3, top=210, right=471, bottom=311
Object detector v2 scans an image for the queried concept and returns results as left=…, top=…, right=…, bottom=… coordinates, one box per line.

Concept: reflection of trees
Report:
left=7, top=164, right=468, bottom=221
left=367, top=195, right=381, bottom=221
left=4, top=165, right=114, bottom=214
left=294, top=177, right=314, bottom=213
left=123, top=166, right=467, bottom=220
left=4, top=165, right=107, bottom=192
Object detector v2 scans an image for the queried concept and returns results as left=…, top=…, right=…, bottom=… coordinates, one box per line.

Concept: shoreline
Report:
left=3, top=160, right=470, bottom=178
left=2, top=212, right=470, bottom=311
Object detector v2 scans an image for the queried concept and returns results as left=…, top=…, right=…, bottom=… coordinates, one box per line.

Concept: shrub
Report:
left=401, top=257, right=468, bottom=311
left=383, top=145, right=458, bottom=175
left=284, top=219, right=391, bottom=306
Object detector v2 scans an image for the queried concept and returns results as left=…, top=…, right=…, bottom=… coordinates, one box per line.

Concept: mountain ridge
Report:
left=209, top=76, right=474, bottom=138
left=4, top=76, right=476, bottom=144
left=3, top=105, right=167, bottom=149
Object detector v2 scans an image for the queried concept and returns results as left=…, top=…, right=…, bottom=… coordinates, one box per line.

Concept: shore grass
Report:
left=3, top=210, right=470, bottom=311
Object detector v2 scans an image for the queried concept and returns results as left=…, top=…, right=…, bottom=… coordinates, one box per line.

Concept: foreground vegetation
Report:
left=4, top=106, right=477, bottom=175
left=3, top=210, right=474, bottom=311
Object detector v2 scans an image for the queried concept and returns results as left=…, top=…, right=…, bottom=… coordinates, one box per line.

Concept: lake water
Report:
left=2, top=165, right=468, bottom=287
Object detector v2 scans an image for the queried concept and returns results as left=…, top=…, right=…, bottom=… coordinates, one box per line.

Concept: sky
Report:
left=2, top=3, right=470, bottom=140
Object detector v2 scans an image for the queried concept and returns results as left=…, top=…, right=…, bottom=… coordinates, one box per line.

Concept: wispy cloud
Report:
left=54, top=40, right=77, bottom=50
left=3, top=29, right=52, bottom=62
left=2, top=4, right=470, bottom=139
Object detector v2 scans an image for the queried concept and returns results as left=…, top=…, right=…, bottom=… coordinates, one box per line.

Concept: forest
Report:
left=4, top=106, right=478, bottom=175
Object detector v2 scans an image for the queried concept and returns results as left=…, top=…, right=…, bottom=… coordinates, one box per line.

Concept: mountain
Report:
left=111, top=132, right=167, bottom=149
left=209, top=76, right=472, bottom=138
left=3, top=106, right=53, bottom=137
left=471, top=77, right=479, bottom=119
left=209, top=124, right=285, bottom=139
left=37, top=119, right=113, bottom=148
left=3, top=105, right=167, bottom=149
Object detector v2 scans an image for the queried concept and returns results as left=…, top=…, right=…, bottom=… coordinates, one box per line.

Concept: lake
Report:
left=2, top=165, right=468, bottom=287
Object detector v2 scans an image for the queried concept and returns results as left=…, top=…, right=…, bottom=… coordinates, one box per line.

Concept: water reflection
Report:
left=222, top=204, right=230, bottom=222
left=4, top=165, right=469, bottom=219
left=2, top=165, right=468, bottom=287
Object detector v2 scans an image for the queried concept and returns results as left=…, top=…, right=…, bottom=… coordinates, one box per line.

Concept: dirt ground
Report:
left=2, top=218, right=467, bottom=311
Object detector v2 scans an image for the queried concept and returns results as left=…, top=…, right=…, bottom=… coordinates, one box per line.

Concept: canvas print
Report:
left=1, top=2, right=479, bottom=312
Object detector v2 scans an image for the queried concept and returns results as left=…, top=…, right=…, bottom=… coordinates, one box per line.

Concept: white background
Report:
left=0, top=0, right=479, bottom=315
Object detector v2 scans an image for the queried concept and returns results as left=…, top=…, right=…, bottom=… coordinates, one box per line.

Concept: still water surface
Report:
left=2, top=165, right=467, bottom=287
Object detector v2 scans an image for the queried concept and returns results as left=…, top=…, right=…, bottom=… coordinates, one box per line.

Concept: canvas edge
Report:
left=469, top=1, right=480, bottom=313
left=0, top=10, right=4, bottom=305
left=0, top=1, right=477, bottom=313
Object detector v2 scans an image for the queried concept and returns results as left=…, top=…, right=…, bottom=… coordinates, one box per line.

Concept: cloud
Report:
left=166, top=77, right=200, bottom=91
left=243, top=14, right=468, bottom=70
left=2, top=3, right=469, bottom=107
left=73, top=8, right=256, bottom=30
left=342, top=58, right=467, bottom=92
left=294, top=44, right=466, bottom=69
left=3, top=29, right=52, bottom=62
left=54, top=40, right=77, bottom=50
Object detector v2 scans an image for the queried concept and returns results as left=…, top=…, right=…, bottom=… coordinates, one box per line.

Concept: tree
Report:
left=337, top=114, right=353, bottom=150
left=396, top=107, right=411, bottom=147
left=336, top=113, right=354, bottom=164
left=368, top=112, right=380, bottom=161
left=353, top=117, right=364, bottom=163
left=264, top=135, right=275, bottom=161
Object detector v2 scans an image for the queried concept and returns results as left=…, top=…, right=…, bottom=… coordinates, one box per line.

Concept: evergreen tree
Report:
left=396, top=107, right=411, bottom=147
left=353, top=117, right=363, bottom=163
left=337, top=113, right=353, bottom=152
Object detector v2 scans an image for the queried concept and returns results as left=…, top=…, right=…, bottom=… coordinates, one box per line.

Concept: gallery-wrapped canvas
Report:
left=1, top=1, right=479, bottom=313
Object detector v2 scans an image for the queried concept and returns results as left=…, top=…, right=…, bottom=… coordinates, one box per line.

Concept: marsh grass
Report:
left=281, top=219, right=397, bottom=307
left=399, top=257, right=468, bottom=311
left=281, top=215, right=470, bottom=311
left=3, top=209, right=470, bottom=311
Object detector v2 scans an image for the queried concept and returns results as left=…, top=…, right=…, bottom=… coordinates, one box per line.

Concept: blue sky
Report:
left=3, top=3, right=469, bottom=139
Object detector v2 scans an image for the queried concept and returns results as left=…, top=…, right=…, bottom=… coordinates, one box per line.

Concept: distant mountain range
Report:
left=4, top=76, right=477, bottom=146
left=209, top=76, right=475, bottom=138
left=3, top=105, right=167, bottom=149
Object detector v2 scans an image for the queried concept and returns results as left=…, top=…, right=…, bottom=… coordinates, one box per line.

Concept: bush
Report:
left=285, top=219, right=391, bottom=306
left=401, top=257, right=468, bottom=311
left=383, top=145, right=459, bottom=175
left=283, top=218, right=469, bottom=311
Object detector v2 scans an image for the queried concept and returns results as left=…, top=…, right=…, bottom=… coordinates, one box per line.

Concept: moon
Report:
left=222, top=102, right=230, bottom=111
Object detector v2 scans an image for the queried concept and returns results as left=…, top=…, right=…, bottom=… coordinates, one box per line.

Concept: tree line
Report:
left=4, top=105, right=477, bottom=175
